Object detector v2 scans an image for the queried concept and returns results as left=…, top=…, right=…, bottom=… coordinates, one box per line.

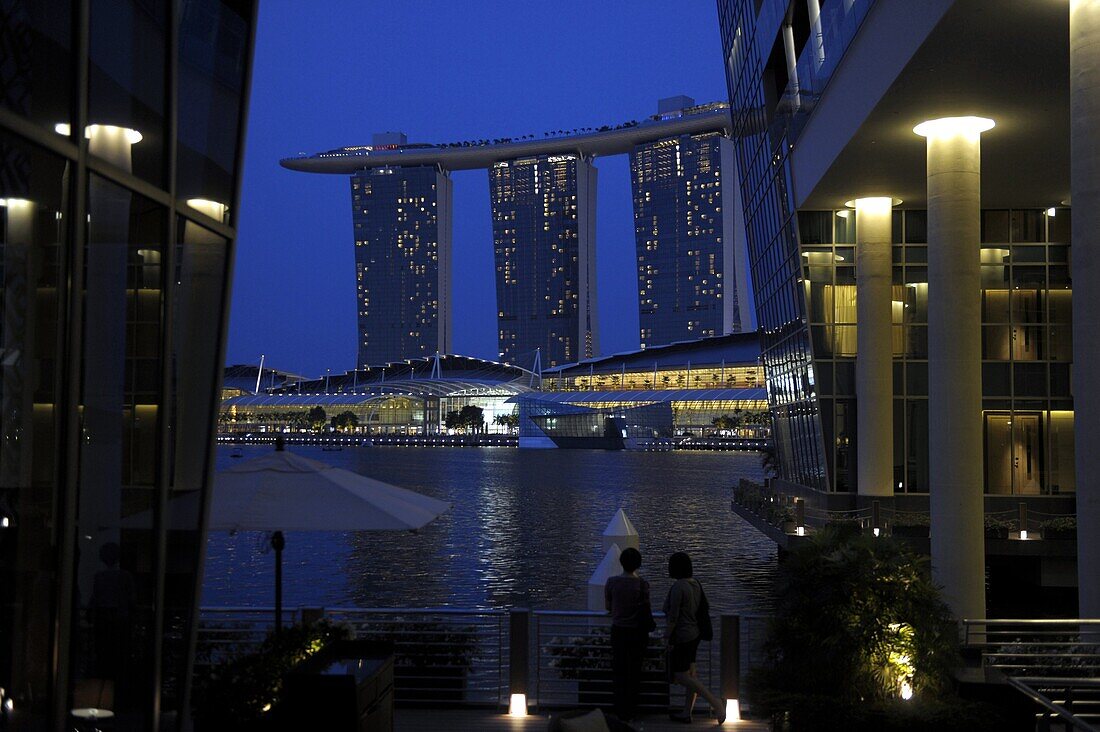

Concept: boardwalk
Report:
left=395, top=708, right=770, bottom=731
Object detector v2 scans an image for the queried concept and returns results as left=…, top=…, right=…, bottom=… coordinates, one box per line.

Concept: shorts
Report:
left=669, top=638, right=701, bottom=673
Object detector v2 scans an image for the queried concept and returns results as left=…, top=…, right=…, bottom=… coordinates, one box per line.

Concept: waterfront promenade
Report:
left=395, top=708, right=769, bottom=730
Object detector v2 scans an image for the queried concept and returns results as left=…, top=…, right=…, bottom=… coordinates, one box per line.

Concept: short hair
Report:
left=668, top=551, right=693, bottom=579
left=619, top=547, right=642, bottom=572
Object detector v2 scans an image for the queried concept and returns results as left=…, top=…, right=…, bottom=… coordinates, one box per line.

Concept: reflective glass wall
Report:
left=0, top=1, right=256, bottom=729
left=802, top=208, right=1074, bottom=495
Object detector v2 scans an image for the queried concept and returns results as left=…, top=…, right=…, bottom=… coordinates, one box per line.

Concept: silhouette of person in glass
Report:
left=90, top=541, right=136, bottom=680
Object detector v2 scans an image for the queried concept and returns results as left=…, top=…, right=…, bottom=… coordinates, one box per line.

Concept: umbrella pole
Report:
left=272, top=531, right=285, bottom=632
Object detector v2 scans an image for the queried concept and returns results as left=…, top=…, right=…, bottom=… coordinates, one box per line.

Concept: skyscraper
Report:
left=490, top=154, right=598, bottom=368
left=351, top=157, right=453, bottom=366
left=631, top=98, right=745, bottom=348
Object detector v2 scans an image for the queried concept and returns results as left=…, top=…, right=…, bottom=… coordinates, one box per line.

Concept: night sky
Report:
left=227, top=2, right=728, bottom=378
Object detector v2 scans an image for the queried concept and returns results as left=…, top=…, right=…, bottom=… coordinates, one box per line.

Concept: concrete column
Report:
left=782, top=22, right=800, bottom=111
left=915, top=116, right=994, bottom=621
left=807, top=0, right=825, bottom=73
left=854, top=197, right=894, bottom=497
left=1071, top=1, right=1100, bottom=618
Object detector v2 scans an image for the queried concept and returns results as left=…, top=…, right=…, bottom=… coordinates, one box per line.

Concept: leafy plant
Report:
left=545, top=627, right=662, bottom=679
left=1039, top=516, right=1076, bottom=533
left=749, top=528, right=961, bottom=728
left=192, top=620, right=349, bottom=729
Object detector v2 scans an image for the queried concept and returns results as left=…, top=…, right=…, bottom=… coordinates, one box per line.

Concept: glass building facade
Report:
left=630, top=131, right=741, bottom=348
left=802, top=208, right=1074, bottom=495
left=490, top=154, right=598, bottom=368
left=351, top=165, right=453, bottom=366
left=717, top=0, right=1074, bottom=496
left=0, top=1, right=256, bottom=729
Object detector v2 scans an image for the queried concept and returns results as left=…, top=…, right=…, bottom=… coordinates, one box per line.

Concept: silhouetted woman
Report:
left=604, top=547, right=654, bottom=721
left=663, top=551, right=725, bottom=724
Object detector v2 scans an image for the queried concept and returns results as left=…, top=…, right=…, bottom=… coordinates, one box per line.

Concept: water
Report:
left=201, top=446, right=777, bottom=615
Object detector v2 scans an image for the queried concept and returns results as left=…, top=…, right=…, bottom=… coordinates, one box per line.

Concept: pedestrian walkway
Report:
left=395, top=708, right=770, bottom=731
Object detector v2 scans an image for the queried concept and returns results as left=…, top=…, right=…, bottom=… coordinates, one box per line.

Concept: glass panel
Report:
left=834, top=399, right=855, bottom=492
left=0, top=132, right=68, bottom=729
left=89, top=0, right=168, bottom=184
left=982, top=287, right=1010, bottom=322
left=0, top=0, right=73, bottom=131
left=71, top=175, right=166, bottom=728
left=983, top=325, right=1012, bottom=360
left=905, top=245, right=926, bottom=263
left=1048, top=411, right=1075, bottom=493
left=982, top=363, right=1011, bottom=396
left=161, top=215, right=228, bottom=717
left=904, top=210, right=927, bottom=243
left=1014, top=363, right=1047, bottom=397
left=984, top=413, right=1013, bottom=494
left=177, top=0, right=251, bottom=222
left=1049, top=326, right=1072, bottom=361
left=1011, top=209, right=1044, bottom=242
left=1048, top=209, right=1071, bottom=244
left=905, top=362, right=927, bottom=395
left=982, top=209, right=1009, bottom=242
left=798, top=211, right=832, bottom=244
left=905, top=400, right=928, bottom=492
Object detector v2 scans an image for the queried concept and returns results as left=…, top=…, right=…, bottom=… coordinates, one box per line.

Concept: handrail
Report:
left=1005, top=676, right=1100, bottom=732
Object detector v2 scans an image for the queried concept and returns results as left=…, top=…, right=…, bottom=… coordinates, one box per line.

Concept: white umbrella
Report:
left=214, top=444, right=451, bottom=628
left=215, top=448, right=450, bottom=532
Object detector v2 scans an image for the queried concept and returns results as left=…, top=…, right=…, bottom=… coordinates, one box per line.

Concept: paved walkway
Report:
left=395, top=708, right=770, bottom=731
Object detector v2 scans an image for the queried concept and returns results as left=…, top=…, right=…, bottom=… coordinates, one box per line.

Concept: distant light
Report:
left=1020, top=529, right=1029, bottom=540
left=900, top=681, right=913, bottom=701
left=1045, top=207, right=1057, bottom=217
left=508, top=693, right=528, bottom=717
left=795, top=526, right=806, bottom=537
left=872, top=527, right=880, bottom=537
left=1, top=517, right=8, bottom=528
left=913, top=116, right=995, bottom=138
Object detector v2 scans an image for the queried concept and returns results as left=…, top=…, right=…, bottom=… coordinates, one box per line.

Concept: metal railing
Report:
left=196, top=606, right=508, bottom=707
left=532, top=610, right=767, bottom=713
left=196, top=606, right=765, bottom=713
left=325, top=607, right=508, bottom=706
left=963, top=618, right=1100, bottom=730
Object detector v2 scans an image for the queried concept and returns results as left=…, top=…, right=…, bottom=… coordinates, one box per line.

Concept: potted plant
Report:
left=983, top=514, right=1015, bottom=539
left=1039, top=516, right=1076, bottom=540
left=891, top=512, right=931, bottom=538
left=192, top=620, right=350, bottom=730
left=545, top=628, right=668, bottom=710
left=358, top=618, right=477, bottom=705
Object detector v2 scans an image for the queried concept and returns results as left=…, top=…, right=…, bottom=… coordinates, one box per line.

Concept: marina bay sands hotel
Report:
left=280, top=97, right=754, bottom=368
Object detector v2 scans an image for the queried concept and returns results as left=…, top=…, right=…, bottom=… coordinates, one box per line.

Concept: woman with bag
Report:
left=604, top=547, right=656, bottom=722
left=663, top=551, right=725, bottom=724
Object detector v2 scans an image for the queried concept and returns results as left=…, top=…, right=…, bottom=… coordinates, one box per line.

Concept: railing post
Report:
left=794, top=497, right=806, bottom=535
left=720, top=615, right=740, bottom=720
left=509, top=609, right=530, bottom=715
left=300, top=607, right=325, bottom=626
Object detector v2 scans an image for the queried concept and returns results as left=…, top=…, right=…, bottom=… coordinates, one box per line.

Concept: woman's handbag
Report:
left=697, top=583, right=713, bottom=641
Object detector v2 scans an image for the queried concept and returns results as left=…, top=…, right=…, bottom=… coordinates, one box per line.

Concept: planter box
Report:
left=892, top=525, right=929, bottom=538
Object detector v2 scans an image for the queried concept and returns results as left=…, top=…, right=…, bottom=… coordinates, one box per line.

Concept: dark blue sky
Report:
left=227, top=2, right=728, bottom=377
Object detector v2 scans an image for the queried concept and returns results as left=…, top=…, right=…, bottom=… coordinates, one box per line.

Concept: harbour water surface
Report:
left=201, top=446, right=777, bottom=614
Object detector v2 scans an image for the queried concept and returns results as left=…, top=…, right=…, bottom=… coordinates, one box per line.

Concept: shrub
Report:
left=192, top=620, right=349, bottom=730
left=749, top=528, right=961, bottom=728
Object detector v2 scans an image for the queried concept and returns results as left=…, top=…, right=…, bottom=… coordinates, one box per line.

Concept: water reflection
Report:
left=202, top=447, right=777, bottom=614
